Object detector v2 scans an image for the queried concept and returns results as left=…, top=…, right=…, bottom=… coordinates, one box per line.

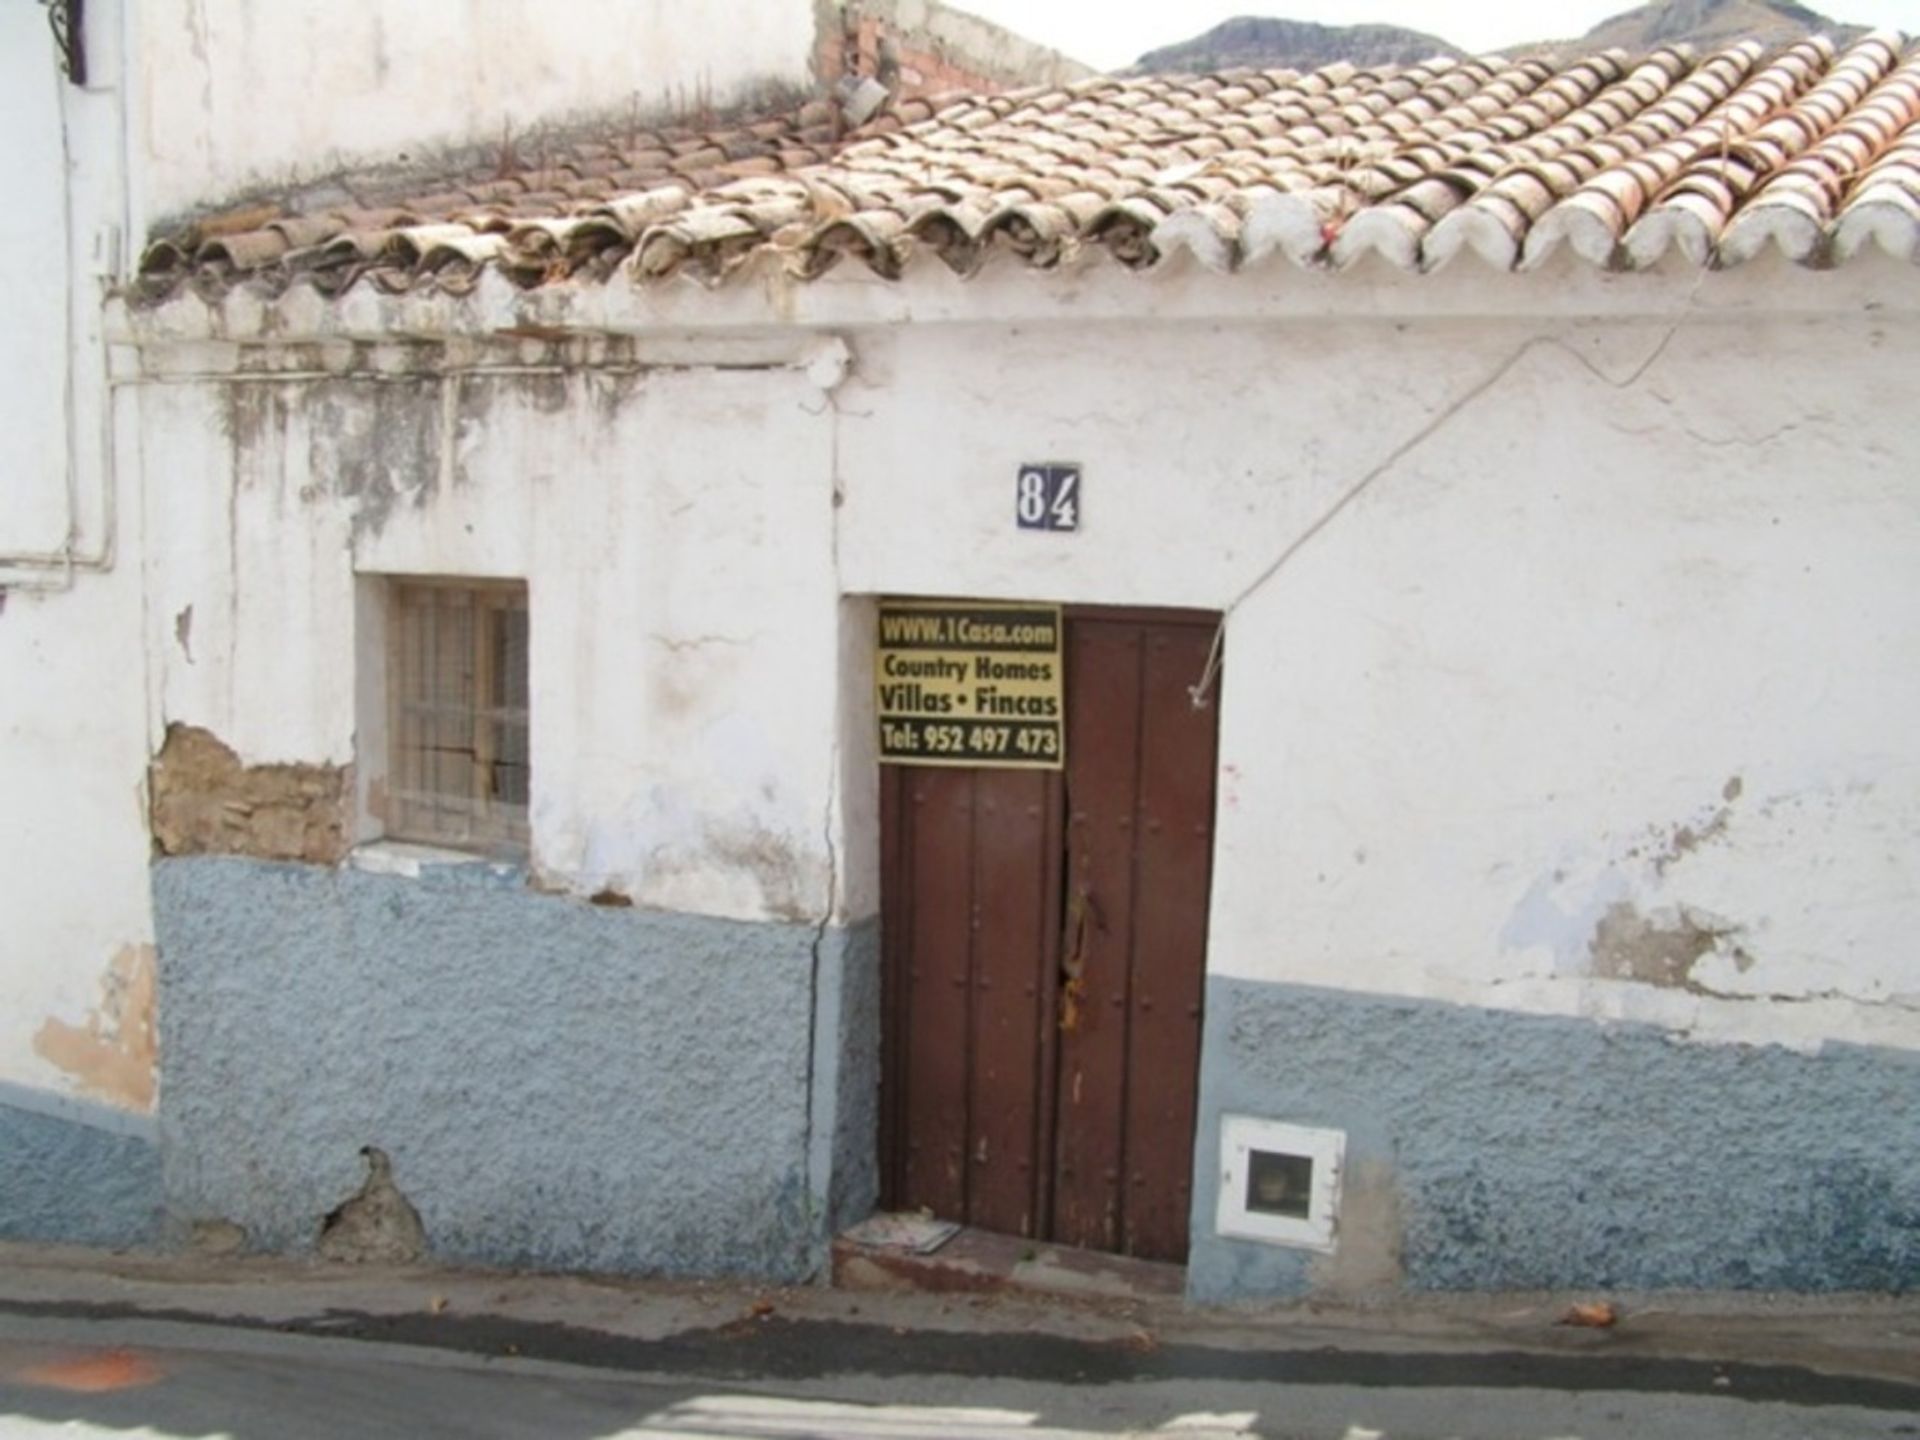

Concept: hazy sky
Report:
left=950, top=1, right=1920, bottom=70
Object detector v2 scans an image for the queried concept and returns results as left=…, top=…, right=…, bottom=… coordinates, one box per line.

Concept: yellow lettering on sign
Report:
left=875, top=600, right=1065, bottom=771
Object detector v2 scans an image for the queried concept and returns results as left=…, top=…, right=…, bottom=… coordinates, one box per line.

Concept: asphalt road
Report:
left=2, top=1309, right=1916, bottom=1440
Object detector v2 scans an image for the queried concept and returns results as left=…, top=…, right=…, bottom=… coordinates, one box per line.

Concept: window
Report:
left=386, top=580, right=529, bottom=854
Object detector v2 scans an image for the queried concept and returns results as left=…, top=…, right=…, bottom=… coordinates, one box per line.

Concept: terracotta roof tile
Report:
left=136, top=33, right=1920, bottom=303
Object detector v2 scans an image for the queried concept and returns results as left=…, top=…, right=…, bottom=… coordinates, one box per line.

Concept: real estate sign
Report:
left=875, top=599, right=1065, bottom=769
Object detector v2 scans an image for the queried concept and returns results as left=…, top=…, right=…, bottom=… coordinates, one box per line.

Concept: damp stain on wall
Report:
left=33, top=943, right=160, bottom=1113
left=1589, top=900, right=1752, bottom=992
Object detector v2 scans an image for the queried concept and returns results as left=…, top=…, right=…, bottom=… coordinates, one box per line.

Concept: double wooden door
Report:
left=878, top=609, right=1220, bottom=1262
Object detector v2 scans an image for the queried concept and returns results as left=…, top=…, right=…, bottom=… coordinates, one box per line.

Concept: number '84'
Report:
left=1016, top=465, right=1080, bottom=531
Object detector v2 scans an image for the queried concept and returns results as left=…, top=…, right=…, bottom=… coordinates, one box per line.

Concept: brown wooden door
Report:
left=879, top=609, right=1219, bottom=1262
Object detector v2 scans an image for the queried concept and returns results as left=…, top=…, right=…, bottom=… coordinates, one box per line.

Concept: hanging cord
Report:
left=1187, top=270, right=1710, bottom=710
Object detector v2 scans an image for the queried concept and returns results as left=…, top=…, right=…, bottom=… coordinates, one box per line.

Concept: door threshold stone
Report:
left=832, top=1221, right=1185, bottom=1303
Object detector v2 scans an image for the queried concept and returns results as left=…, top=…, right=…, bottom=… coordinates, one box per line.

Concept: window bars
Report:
left=387, top=581, right=530, bottom=854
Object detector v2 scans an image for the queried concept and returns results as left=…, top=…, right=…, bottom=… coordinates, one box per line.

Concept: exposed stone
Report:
left=149, top=723, right=349, bottom=864
left=317, top=1146, right=427, bottom=1264
left=190, top=1218, right=249, bottom=1255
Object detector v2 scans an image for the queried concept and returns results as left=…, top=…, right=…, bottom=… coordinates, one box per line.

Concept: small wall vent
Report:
left=1216, top=1115, right=1345, bottom=1252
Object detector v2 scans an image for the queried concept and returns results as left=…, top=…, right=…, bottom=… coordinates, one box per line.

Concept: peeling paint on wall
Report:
left=1589, top=901, right=1749, bottom=992
left=306, top=381, right=443, bottom=539
left=642, top=820, right=831, bottom=924
left=1311, top=1157, right=1404, bottom=1298
left=33, top=944, right=159, bottom=1113
left=149, top=723, right=349, bottom=864
left=1503, top=777, right=1765, bottom=998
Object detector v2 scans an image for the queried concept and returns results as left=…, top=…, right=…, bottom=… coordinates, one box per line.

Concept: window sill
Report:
left=348, top=839, right=527, bottom=887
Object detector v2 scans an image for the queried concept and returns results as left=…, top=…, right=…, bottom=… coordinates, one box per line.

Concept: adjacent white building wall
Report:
left=131, top=0, right=820, bottom=225
left=0, top=1, right=157, bottom=1111
left=0, top=493, right=157, bottom=1108
left=0, top=2, right=74, bottom=557
left=831, top=286, right=1920, bottom=1055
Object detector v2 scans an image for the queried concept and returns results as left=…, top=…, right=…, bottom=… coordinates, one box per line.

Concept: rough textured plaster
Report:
left=0, top=1090, right=162, bottom=1247
left=32, top=944, right=160, bottom=1112
left=1188, top=976, right=1920, bottom=1303
left=150, top=724, right=349, bottom=864
left=153, top=856, right=867, bottom=1279
left=818, top=918, right=881, bottom=1238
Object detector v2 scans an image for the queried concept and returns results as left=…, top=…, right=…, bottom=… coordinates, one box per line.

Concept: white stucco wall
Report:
left=0, top=1, right=158, bottom=1110
left=0, top=513, right=157, bottom=1109
left=0, top=2, right=74, bottom=557
left=140, top=346, right=848, bottom=927
left=132, top=0, right=819, bottom=224
left=121, top=253, right=1920, bottom=1063
left=35, top=237, right=1920, bottom=1112
left=1215, top=315, right=1920, bottom=1052
left=826, top=278, right=1920, bottom=1055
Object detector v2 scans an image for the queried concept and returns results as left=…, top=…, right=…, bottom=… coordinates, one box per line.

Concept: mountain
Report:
left=1128, top=0, right=1870, bottom=75
left=1520, top=0, right=1864, bottom=55
left=1129, top=17, right=1462, bottom=75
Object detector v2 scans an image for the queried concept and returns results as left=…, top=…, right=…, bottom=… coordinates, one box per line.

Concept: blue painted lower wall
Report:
left=1188, top=976, right=1920, bottom=1301
left=152, top=856, right=877, bottom=1280
left=814, top=913, right=882, bottom=1239
left=78, top=858, right=1920, bottom=1297
left=0, top=1083, right=162, bottom=1248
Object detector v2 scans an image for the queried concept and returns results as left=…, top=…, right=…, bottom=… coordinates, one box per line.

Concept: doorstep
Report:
left=831, top=1217, right=1185, bottom=1304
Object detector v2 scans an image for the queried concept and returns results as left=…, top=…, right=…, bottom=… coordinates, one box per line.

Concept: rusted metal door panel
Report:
left=880, top=608, right=1218, bottom=1264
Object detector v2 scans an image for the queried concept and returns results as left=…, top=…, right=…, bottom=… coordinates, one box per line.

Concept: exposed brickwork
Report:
left=820, top=11, right=1009, bottom=98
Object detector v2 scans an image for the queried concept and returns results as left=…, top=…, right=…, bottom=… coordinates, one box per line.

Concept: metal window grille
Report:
left=387, top=581, right=529, bottom=853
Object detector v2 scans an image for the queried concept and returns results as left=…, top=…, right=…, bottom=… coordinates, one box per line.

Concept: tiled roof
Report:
left=137, top=31, right=1920, bottom=301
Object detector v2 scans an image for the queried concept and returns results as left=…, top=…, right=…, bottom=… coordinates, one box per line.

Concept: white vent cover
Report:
left=1216, top=1115, right=1345, bottom=1252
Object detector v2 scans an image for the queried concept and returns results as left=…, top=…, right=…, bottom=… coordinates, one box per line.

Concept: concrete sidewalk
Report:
left=1, top=1241, right=1914, bottom=1393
